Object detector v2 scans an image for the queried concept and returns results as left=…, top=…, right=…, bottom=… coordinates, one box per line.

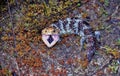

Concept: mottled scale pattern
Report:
left=43, top=15, right=100, bottom=62
left=51, top=17, right=84, bottom=35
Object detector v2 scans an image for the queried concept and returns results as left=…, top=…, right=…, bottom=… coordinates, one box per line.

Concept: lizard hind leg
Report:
left=94, top=31, right=101, bottom=48
left=86, top=47, right=96, bottom=62
left=95, top=31, right=101, bottom=42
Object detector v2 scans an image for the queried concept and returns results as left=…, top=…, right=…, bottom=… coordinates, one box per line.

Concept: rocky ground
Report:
left=0, top=0, right=120, bottom=76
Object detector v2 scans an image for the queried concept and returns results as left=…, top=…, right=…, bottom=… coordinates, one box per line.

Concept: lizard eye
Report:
left=45, top=30, right=47, bottom=32
left=53, top=30, right=55, bottom=33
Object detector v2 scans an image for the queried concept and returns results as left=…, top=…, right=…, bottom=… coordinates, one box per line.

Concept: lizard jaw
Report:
left=42, top=34, right=59, bottom=48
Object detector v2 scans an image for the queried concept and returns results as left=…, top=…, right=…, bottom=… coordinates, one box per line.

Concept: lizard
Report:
left=41, top=14, right=100, bottom=62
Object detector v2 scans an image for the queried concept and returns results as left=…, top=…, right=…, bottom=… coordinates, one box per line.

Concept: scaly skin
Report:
left=42, top=14, right=100, bottom=62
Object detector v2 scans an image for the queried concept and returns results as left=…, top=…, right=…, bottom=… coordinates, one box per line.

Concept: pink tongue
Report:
left=42, top=35, right=59, bottom=47
left=52, top=35, right=59, bottom=40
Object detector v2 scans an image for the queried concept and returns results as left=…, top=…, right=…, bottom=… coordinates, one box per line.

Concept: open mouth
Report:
left=42, top=34, right=59, bottom=47
left=47, top=35, right=54, bottom=44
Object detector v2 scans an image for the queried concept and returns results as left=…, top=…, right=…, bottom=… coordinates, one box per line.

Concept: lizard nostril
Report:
left=47, top=35, right=54, bottom=44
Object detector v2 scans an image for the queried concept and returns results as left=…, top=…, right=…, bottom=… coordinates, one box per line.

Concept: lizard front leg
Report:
left=80, top=36, right=86, bottom=51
